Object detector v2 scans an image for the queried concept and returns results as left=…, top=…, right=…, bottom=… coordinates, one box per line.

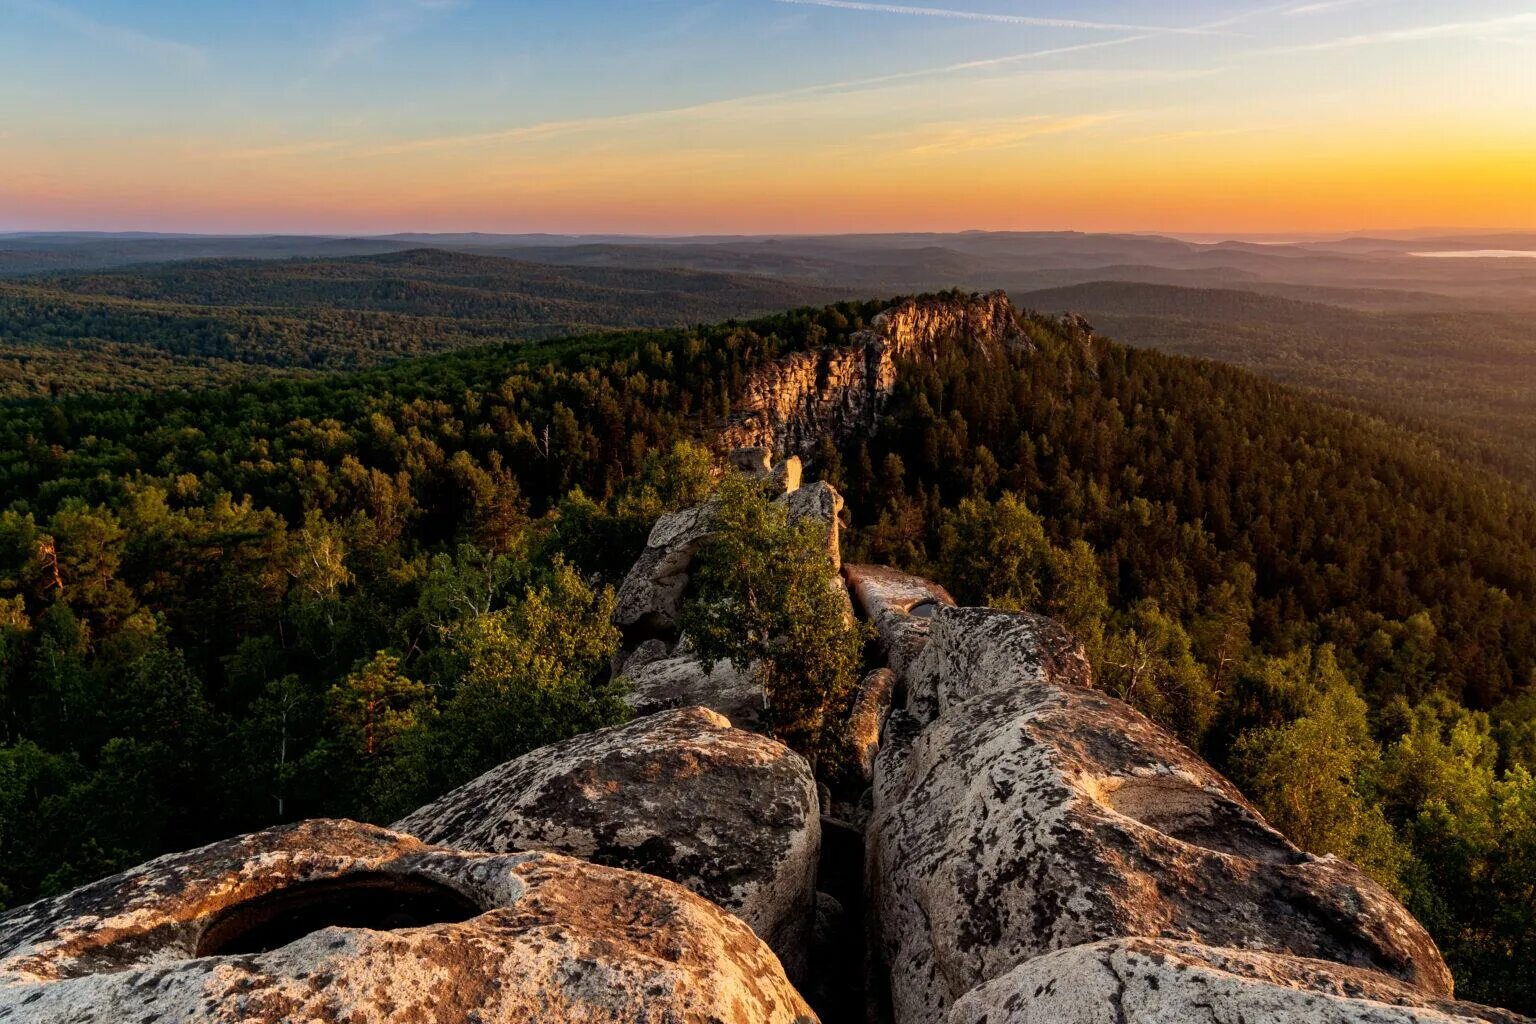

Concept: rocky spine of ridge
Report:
left=717, top=291, right=1024, bottom=460
left=1, top=295, right=1529, bottom=1024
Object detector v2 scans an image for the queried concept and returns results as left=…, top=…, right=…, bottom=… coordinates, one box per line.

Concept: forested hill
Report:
left=1020, top=280, right=1536, bottom=489
left=1, top=295, right=1534, bottom=1008
left=0, top=249, right=845, bottom=397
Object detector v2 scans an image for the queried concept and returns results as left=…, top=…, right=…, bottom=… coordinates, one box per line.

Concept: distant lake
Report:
left=1411, top=250, right=1536, bottom=259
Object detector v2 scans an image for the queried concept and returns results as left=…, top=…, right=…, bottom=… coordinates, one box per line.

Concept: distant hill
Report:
left=1019, top=280, right=1536, bottom=490
left=9, top=230, right=1535, bottom=309
left=0, top=249, right=848, bottom=397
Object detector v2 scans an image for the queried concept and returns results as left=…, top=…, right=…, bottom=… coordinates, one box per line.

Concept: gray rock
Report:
left=612, top=503, right=715, bottom=634
left=623, top=652, right=766, bottom=730
left=0, top=819, right=816, bottom=1024
left=842, top=564, right=956, bottom=675
left=393, top=707, right=820, bottom=980
left=731, top=446, right=775, bottom=476
left=779, top=480, right=845, bottom=567
left=869, top=606, right=1453, bottom=1024
left=904, top=604, right=1091, bottom=722
left=947, top=938, right=1529, bottom=1024
left=617, top=637, right=671, bottom=677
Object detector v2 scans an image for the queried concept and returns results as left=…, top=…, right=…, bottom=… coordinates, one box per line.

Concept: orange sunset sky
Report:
left=2, top=0, right=1533, bottom=235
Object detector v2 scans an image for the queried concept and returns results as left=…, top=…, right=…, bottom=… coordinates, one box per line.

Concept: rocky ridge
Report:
left=717, top=292, right=1023, bottom=460
left=0, top=294, right=1527, bottom=1024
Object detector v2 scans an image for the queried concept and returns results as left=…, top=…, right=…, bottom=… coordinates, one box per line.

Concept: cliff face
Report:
left=717, top=291, right=1024, bottom=459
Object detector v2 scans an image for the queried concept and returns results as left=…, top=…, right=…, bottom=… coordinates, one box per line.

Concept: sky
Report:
left=1, top=0, right=1533, bottom=235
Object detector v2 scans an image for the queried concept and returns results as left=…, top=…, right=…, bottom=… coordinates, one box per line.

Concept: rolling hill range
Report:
left=6, top=231, right=1535, bottom=492
left=0, top=249, right=847, bottom=397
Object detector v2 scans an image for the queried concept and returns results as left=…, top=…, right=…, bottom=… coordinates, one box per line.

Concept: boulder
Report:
left=842, top=564, right=956, bottom=675
left=869, top=606, right=1453, bottom=1024
left=0, top=819, right=816, bottom=1024
left=616, top=637, right=671, bottom=677
left=623, top=652, right=767, bottom=730
left=903, top=604, right=1091, bottom=721
left=947, top=938, right=1530, bottom=1024
left=779, top=480, right=844, bottom=566
left=613, top=503, right=715, bottom=634
left=731, top=446, right=775, bottom=477
left=773, top=457, right=804, bottom=494
left=394, top=707, right=819, bottom=980
left=844, top=668, right=897, bottom=782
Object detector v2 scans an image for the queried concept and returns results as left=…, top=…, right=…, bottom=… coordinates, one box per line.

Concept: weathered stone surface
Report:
left=394, top=707, right=819, bottom=979
left=904, top=604, right=1092, bottom=721
left=869, top=606, right=1453, bottom=1024
left=773, top=457, right=804, bottom=494
left=780, top=480, right=844, bottom=566
left=617, top=637, right=671, bottom=677
left=613, top=503, right=715, bottom=634
left=947, top=938, right=1530, bottom=1024
left=0, top=818, right=816, bottom=1024
left=622, top=652, right=766, bottom=730
left=842, top=564, right=956, bottom=675
left=731, top=446, right=775, bottom=476
left=718, top=293, right=1022, bottom=461
left=844, top=668, right=897, bottom=782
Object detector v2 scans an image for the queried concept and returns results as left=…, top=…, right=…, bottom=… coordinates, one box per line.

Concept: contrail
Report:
left=773, top=0, right=1230, bottom=35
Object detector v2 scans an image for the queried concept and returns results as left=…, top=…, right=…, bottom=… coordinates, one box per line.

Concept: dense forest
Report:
left=0, top=249, right=841, bottom=396
left=0, top=297, right=1533, bottom=1009
left=1022, top=281, right=1536, bottom=490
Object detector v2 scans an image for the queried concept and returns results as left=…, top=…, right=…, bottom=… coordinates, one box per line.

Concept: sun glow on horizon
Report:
left=1, top=0, right=1533, bottom=235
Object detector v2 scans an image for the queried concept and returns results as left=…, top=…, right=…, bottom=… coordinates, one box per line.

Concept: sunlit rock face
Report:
left=947, top=938, right=1528, bottom=1024
left=718, top=292, right=1023, bottom=460
left=0, top=818, right=817, bottom=1024
left=866, top=606, right=1458, bottom=1024
left=393, top=706, right=821, bottom=981
left=843, top=564, right=957, bottom=677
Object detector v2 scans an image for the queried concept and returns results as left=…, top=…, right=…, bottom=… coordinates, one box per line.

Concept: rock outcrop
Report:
left=844, top=668, right=897, bottom=782
left=623, top=651, right=767, bottom=729
left=843, top=564, right=956, bottom=676
left=0, top=818, right=815, bottom=1024
left=7, top=296, right=1527, bottom=1024
left=394, top=707, right=820, bottom=980
left=868, top=606, right=1459, bottom=1024
left=781, top=479, right=845, bottom=563
left=613, top=502, right=716, bottom=635
left=614, top=461, right=845, bottom=640
left=718, top=293, right=1023, bottom=460
left=948, top=938, right=1526, bottom=1024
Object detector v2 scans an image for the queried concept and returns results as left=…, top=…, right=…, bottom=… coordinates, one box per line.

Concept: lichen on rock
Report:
left=393, top=706, right=821, bottom=980
left=0, top=818, right=817, bottom=1024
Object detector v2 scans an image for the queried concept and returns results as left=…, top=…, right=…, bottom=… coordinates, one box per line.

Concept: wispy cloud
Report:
left=322, top=0, right=461, bottom=65
left=227, top=0, right=1270, bottom=163
left=772, top=0, right=1229, bottom=35
left=1283, top=11, right=1536, bottom=50
left=1284, top=0, right=1389, bottom=14
left=899, top=113, right=1122, bottom=155
left=351, top=32, right=1165, bottom=158
left=3, top=0, right=207, bottom=70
